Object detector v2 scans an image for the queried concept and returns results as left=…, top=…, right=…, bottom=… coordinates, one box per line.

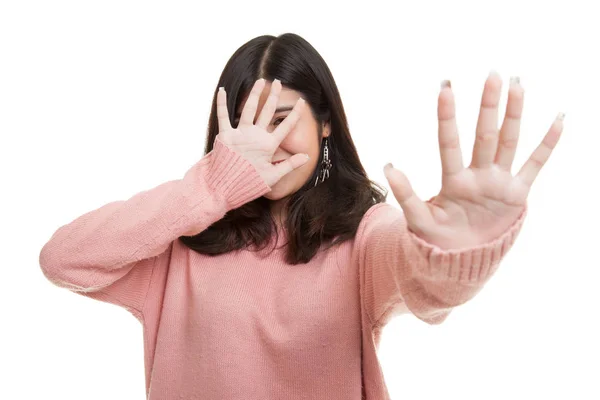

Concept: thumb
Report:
left=273, top=153, right=311, bottom=179
left=384, top=163, right=432, bottom=231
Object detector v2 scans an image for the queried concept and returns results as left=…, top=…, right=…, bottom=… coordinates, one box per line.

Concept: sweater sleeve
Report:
left=355, top=202, right=527, bottom=327
left=39, top=137, right=272, bottom=320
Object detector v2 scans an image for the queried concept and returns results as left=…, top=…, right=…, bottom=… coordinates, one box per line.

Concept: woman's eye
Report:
left=232, top=116, right=285, bottom=126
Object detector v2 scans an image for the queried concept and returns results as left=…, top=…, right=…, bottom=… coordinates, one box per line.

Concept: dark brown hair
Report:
left=178, top=33, right=388, bottom=264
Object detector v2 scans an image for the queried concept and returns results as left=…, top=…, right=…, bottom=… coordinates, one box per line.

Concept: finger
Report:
left=272, top=153, right=310, bottom=179
left=516, top=113, right=564, bottom=187
left=256, top=79, right=281, bottom=129
left=272, top=97, right=305, bottom=144
left=495, top=77, right=524, bottom=171
left=470, top=71, right=502, bottom=168
left=216, top=87, right=233, bottom=132
left=438, top=81, right=464, bottom=176
left=239, top=78, right=265, bottom=126
left=383, top=164, right=433, bottom=232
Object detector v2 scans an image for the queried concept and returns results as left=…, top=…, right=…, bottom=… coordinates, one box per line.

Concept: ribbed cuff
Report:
left=407, top=204, right=528, bottom=283
left=204, top=137, right=272, bottom=209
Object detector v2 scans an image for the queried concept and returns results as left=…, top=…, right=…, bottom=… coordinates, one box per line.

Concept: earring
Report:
left=314, top=137, right=332, bottom=187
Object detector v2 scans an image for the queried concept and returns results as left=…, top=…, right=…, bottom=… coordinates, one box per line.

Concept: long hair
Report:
left=179, top=33, right=388, bottom=264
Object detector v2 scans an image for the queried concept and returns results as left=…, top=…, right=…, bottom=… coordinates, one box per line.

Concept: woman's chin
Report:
left=263, top=183, right=293, bottom=201
left=264, top=191, right=286, bottom=201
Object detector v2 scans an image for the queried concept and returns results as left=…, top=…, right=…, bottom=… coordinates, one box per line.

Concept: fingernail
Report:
left=384, top=162, right=393, bottom=171
left=509, top=76, right=520, bottom=86
left=440, top=80, right=451, bottom=89
left=304, top=154, right=310, bottom=159
left=557, top=112, right=565, bottom=121
left=218, top=86, right=224, bottom=91
left=489, top=69, right=500, bottom=78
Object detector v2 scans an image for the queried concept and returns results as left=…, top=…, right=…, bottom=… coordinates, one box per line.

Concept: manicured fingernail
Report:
left=218, top=86, right=224, bottom=91
left=557, top=112, right=565, bottom=121
left=489, top=69, right=500, bottom=78
left=384, top=162, right=393, bottom=171
left=510, top=76, right=520, bottom=86
left=440, top=80, right=451, bottom=89
left=305, top=154, right=310, bottom=159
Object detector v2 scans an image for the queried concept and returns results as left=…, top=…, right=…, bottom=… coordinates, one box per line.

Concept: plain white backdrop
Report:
left=2, top=0, right=598, bottom=399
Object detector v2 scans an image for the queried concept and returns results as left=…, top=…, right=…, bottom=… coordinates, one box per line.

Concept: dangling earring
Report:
left=314, top=137, right=332, bottom=187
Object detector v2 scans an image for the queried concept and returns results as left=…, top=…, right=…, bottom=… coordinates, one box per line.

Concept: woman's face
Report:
left=235, top=80, right=330, bottom=202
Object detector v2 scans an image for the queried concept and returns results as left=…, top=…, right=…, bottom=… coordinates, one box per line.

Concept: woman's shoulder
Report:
left=332, top=202, right=400, bottom=257
left=360, top=202, right=402, bottom=228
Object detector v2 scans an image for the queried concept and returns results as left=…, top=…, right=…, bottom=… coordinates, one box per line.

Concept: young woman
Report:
left=39, top=33, right=564, bottom=399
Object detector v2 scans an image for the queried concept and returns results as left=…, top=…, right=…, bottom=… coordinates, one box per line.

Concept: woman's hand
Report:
left=384, top=71, right=564, bottom=250
left=216, top=78, right=310, bottom=188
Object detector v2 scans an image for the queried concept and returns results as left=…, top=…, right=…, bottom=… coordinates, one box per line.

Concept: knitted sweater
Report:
left=39, top=137, right=527, bottom=399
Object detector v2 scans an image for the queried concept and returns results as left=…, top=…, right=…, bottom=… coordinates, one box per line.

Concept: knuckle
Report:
left=499, top=136, right=518, bottom=149
left=529, top=156, right=544, bottom=169
left=504, top=110, right=522, bottom=120
left=475, top=129, right=497, bottom=143
left=439, top=133, right=460, bottom=149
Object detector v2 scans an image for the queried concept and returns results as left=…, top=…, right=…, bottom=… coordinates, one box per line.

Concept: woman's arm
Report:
left=39, top=138, right=272, bottom=319
left=354, top=202, right=527, bottom=327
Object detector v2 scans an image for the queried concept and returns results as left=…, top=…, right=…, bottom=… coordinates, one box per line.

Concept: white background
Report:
left=2, top=0, right=598, bottom=399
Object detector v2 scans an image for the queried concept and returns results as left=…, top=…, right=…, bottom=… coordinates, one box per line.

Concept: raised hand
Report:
left=384, top=71, right=564, bottom=250
left=216, top=78, right=310, bottom=188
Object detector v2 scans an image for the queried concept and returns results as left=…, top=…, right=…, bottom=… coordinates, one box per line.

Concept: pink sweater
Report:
left=39, top=137, right=527, bottom=399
